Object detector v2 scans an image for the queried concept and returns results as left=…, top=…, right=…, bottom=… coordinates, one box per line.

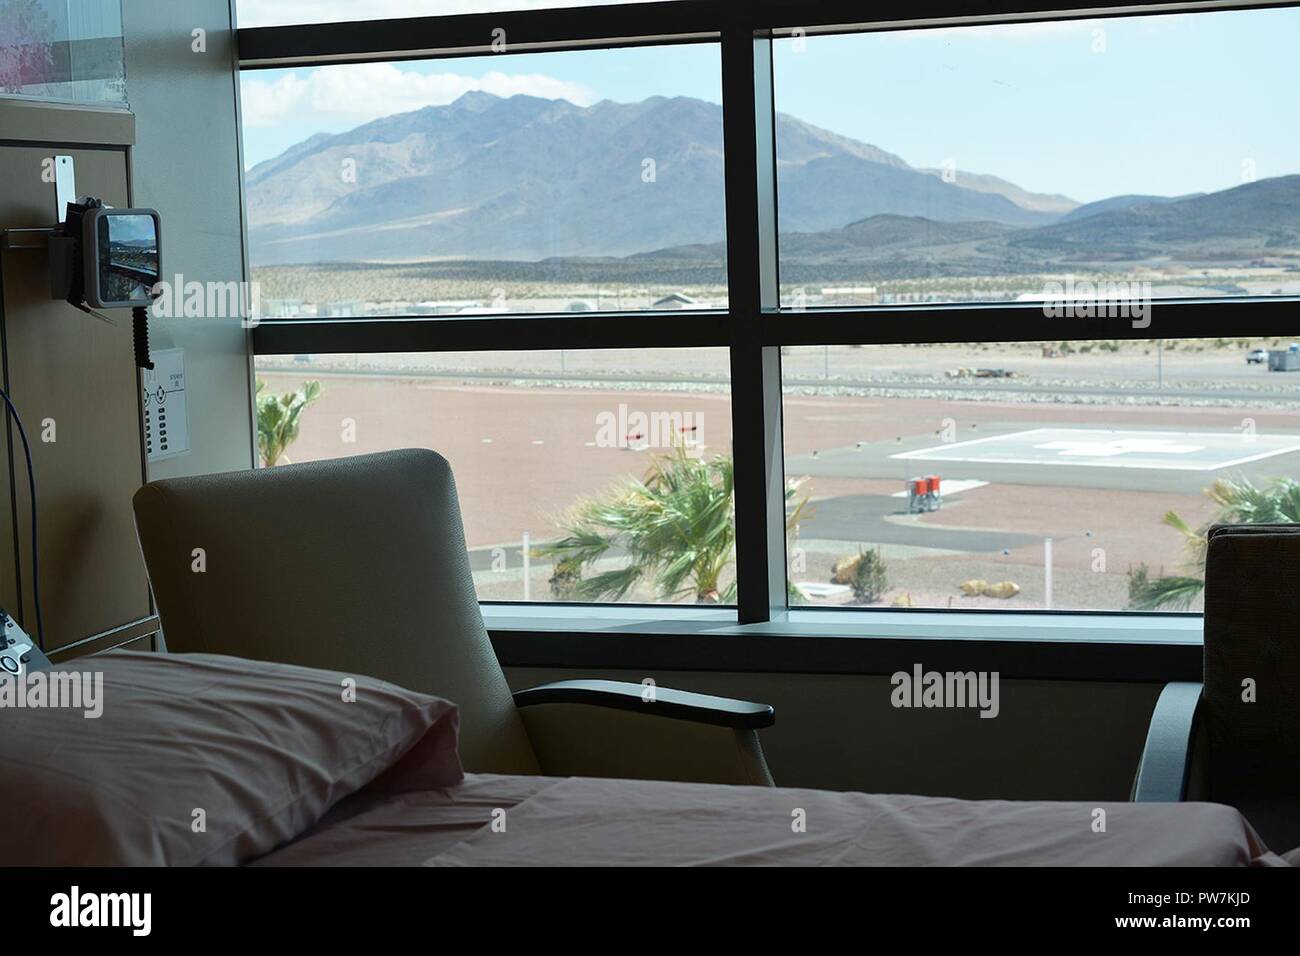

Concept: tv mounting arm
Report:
left=0, top=155, right=158, bottom=370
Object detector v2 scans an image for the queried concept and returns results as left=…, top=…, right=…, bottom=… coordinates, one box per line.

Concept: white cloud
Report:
left=240, top=62, right=598, bottom=128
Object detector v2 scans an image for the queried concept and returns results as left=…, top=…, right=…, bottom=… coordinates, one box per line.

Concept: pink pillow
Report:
left=0, top=650, right=463, bottom=865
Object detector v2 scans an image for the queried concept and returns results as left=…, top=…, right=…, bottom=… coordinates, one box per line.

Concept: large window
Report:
left=254, top=349, right=734, bottom=605
left=240, top=1, right=1300, bottom=644
left=783, top=338, right=1300, bottom=612
left=773, top=7, right=1300, bottom=308
left=240, top=43, right=725, bottom=318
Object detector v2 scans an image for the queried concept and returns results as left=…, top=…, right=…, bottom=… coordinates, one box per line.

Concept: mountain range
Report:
left=246, top=91, right=1300, bottom=278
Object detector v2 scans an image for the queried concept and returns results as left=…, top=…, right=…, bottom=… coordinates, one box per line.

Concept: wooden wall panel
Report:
left=0, top=141, right=152, bottom=652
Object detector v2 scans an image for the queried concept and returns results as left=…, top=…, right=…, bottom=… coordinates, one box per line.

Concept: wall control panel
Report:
left=0, top=610, right=49, bottom=675
left=142, top=348, right=189, bottom=461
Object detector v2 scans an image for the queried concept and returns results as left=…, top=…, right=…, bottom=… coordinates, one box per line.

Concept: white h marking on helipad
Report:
left=893, top=428, right=1300, bottom=471
left=1035, top=437, right=1204, bottom=458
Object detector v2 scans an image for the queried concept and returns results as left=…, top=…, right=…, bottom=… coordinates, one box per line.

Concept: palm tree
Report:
left=256, top=379, right=322, bottom=467
left=536, top=444, right=808, bottom=604
left=1129, top=475, right=1300, bottom=610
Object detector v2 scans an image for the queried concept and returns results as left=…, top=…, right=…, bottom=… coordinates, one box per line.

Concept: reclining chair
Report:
left=133, top=449, right=774, bottom=786
left=1133, top=523, right=1300, bottom=852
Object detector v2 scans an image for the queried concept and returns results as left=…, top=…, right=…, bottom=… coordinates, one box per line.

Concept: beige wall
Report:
left=507, top=666, right=1162, bottom=799
left=124, top=0, right=254, bottom=481
left=0, top=1, right=251, bottom=655
left=0, top=130, right=150, bottom=651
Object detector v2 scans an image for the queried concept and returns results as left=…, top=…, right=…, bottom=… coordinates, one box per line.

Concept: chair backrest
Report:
left=133, top=449, right=540, bottom=775
left=1202, top=523, right=1300, bottom=850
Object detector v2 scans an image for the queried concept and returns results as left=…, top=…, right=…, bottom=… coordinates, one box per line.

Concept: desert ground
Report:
left=258, top=338, right=1300, bottom=612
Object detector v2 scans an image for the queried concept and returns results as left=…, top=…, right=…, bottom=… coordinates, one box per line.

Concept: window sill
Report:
left=483, top=605, right=1202, bottom=683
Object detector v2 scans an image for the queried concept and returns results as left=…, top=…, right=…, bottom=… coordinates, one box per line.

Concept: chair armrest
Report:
left=1132, top=681, right=1202, bottom=802
left=513, top=679, right=774, bottom=730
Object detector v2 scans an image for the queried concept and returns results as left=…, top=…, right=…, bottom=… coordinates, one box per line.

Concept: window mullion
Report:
left=722, top=8, right=787, bottom=624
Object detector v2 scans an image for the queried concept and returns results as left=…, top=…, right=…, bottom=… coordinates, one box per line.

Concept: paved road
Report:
left=782, top=376, right=1300, bottom=405
left=796, top=493, right=1039, bottom=551
left=466, top=490, right=1038, bottom=568
left=262, top=361, right=1300, bottom=405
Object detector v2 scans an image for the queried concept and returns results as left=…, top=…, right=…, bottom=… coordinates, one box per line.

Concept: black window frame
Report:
left=238, top=0, right=1299, bottom=681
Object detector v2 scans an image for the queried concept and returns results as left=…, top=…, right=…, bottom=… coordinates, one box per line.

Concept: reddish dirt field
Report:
left=261, top=375, right=733, bottom=548
left=260, top=371, right=1279, bottom=609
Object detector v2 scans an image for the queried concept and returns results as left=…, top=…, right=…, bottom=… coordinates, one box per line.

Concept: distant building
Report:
left=361, top=301, right=413, bottom=315
left=652, top=292, right=698, bottom=310
left=320, top=300, right=363, bottom=317
left=263, top=298, right=303, bottom=318
left=414, top=300, right=486, bottom=315
left=1268, top=347, right=1300, bottom=372
left=820, top=286, right=878, bottom=304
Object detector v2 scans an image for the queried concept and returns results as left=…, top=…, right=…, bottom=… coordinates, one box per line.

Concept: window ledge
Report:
left=775, top=608, right=1200, bottom=645
left=483, top=605, right=1202, bottom=683
left=482, top=602, right=736, bottom=633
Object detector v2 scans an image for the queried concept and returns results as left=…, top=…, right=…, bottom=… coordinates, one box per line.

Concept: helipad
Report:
left=891, top=428, right=1300, bottom=472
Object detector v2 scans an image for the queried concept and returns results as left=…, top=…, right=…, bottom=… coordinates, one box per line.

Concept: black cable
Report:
left=0, top=215, right=146, bottom=653
left=0, top=387, right=44, bottom=652
left=133, top=305, right=153, bottom=370
left=0, top=243, right=45, bottom=651
left=71, top=301, right=115, bottom=325
left=0, top=255, right=25, bottom=645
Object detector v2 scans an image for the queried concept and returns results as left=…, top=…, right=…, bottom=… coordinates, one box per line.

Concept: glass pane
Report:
left=240, top=44, right=726, bottom=318
left=236, top=1, right=670, bottom=29
left=0, top=0, right=126, bottom=105
left=254, top=348, right=736, bottom=605
left=773, top=7, right=1300, bottom=307
left=782, top=339, right=1300, bottom=612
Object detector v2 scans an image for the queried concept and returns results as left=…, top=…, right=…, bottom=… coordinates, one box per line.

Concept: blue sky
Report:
left=240, top=6, right=1300, bottom=203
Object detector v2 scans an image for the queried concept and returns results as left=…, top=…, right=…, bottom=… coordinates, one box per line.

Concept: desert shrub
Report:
left=1126, top=563, right=1152, bottom=610
left=849, top=546, right=890, bottom=604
